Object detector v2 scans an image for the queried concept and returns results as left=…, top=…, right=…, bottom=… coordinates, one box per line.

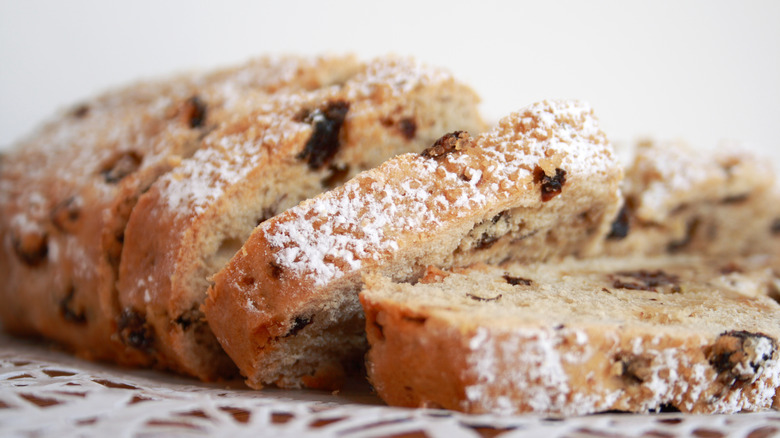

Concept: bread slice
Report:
left=0, top=54, right=360, bottom=367
left=360, top=255, right=780, bottom=415
left=604, top=140, right=780, bottom=256
left=116, top=56, right=484, bottom=380
left=205, top=100, right=623, bottom=389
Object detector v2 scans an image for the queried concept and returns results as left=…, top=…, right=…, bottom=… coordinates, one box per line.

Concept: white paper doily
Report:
left=2, top=333, right=779, bottom=438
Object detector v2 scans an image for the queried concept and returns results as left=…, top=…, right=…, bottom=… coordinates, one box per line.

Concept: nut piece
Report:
left=420, top=131, right=472, bottom=159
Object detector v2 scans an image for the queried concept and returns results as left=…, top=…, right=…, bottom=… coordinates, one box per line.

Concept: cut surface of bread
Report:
left=361, top=255, right=780, bottom=415
left=0, top=54, right=361, bottom=368
left=205, top=100, right=623, bottom=389
left=116, top=56, right=484, bottom=380
left=604, top=140, right=780, bottom=256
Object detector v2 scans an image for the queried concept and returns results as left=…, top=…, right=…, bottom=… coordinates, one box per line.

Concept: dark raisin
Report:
left=706, top=330, right=776, bottom=383
left=70, top=104, right=90, bottom=118
left=101, top=151, right=142, bottom=184
left=12, top=231, right=48, bottom=267
left=607, top=205, right=630, bottom=240
left=174, top=309, right=202, bottom=331
left=420, top=131, right=471, bottom=159
left=181, top=96, right=207, bottom=128
left=285, top=315, right=313, bottom=337
left=533, top=166, right=567, bottom=202
left=719, top=262, right=743, bottom=275
left=503, top=275, right=532, bottom=286
left=296, top=101, right=350, bottom=169
left=269, top=261, right=284, bottom=280
left=466, top=293, right=502, bottom=302
left=398, top=118, right=417, bottom=140
left=771, top=218, right=780, bottom=235
left=117, top=308, right=154, bottom=351
left=51, top=196, right=81, bottom=233
left=321, top=163, right=351, bottom=188
left=475, top=234, right=500, bottom=250
left=617, top=353, right=653, bottom=384
left=667, top=217, right=700, bottom=253
left=611, top=270, right=680, bottom=292
left=59, top=286, right=86, bottom=324
left=722, top=194, right=749, bottom=204
left=653, top=403, right=681, bottom=413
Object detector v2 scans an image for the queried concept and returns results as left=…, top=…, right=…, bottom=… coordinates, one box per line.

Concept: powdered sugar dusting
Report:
left=265, top=100, right=616, bottom=287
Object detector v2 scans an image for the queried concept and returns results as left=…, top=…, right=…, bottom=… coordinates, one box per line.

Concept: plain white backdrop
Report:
left=1, top=1, right=778, bottom=163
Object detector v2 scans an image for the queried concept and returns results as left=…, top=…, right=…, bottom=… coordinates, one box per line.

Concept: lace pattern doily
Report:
left=1, top=333, right=779, bottom=437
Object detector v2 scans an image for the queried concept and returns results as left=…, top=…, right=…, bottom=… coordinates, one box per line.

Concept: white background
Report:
left=1, top=0, right=778, bottom=163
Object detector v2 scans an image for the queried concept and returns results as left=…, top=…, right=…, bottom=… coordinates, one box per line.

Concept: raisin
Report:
left=503, top=275, right=532, bottom=286
left=533, top=166, right=567, bottom=202
left=722, top=194, right=749, bottom=204
left=59, top=286, right=86, bottom=324
left=654, top=404, right=681, bottom=413
left=466, top=293, right=502, bottom=302
left=285, top=315, right=313, bottom=337
left=719, top=262, right=743, bottom=275
left=269, top=261, right=284, bottom=280
left=181, top=96, right=207, bottom=128
left=117, top=309, right=154, bottom=351
left=174, top=309, right=202, bottom=331
left=51, top=196, right=81, bottom=233
left=420, top=131, right=471, bottom=159
left=321, top=164, right=351, bottom=189
left=13, top=231, right=48, bottom=267
left=611, top=270, right=680, bottom=292
left=70, top=104, right=90, bottom=118
left=101, top=151, right=142, bottom=184
left=706, top=330, right=776, bottom=383
left=398, top=118, right=417, bottom=140
left=617, top=353, right=653, bottom=384
left=607, top=204, right=630, bottom=240
left=475, top=234, right=499, bottom=249
left=296, top=101, right=350, bottom=170
left=771, top=218, right=780, bottom=235
left=667, top=217, right=700, bottom=253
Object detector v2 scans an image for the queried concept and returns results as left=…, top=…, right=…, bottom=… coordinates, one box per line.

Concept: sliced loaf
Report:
left=205, top=100, right=623, bottom=389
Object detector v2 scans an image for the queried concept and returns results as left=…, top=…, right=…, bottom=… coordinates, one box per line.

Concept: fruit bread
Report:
left=205, top=100, right=624, bottom=389
left=360, top=255, right=780, bottom=415
left=115, top=56, right=484, bottom=380
left=604, top=140, right=780, bottom=256
left=0, top=54, right=361, bottom=368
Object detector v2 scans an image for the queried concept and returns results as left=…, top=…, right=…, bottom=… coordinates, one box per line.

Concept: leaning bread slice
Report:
left=205, top=100, right=623, bottom=389
left=117, top=56, right=484, bottom=380
left=361, top=255, right=780, bottom=415
left=604, top=140, right=780, bottom=256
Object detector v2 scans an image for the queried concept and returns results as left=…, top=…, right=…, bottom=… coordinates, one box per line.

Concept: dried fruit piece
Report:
left=51, top=196, right=81, bottom=233
left=285, top=316, right=313, bottom=337
left=398, top=117, right=417, bottom=140
left=533, top=166, right=567, bottom=202
left=297, top=101, right=350, bottom=169
left=611, top=270, right=680, bottom=292
left=181, top=96, right=207, bottom=128
left=707, top=330, right=776, bottom=383
left=607, top=205, right=630, bottom=240
left=503, top=275, right=532, bottom=286
left=12, top=231, right=48, bottom=267
left=117, top=308, right=154, bottom=351
left=59, top=286, right=86, bottom=324
left=101, top=151, right=142, bottom=184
